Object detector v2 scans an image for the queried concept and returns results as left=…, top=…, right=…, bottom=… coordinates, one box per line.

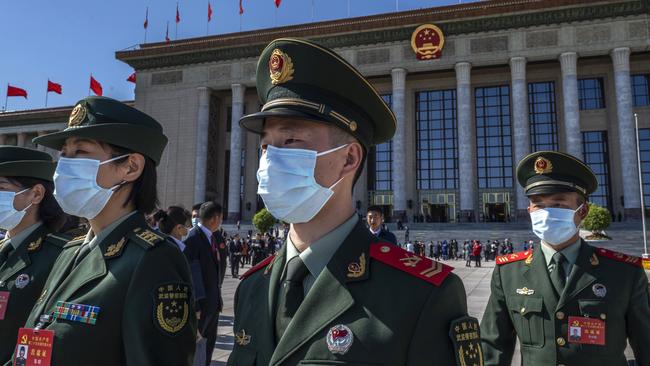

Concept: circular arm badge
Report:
left=153, top=282, right=191, bottom=336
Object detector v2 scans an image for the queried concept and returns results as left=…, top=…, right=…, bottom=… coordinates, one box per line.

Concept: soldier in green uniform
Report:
left=227, top=38, right=480, bottom=366
left=481, top=151, right=650, bottom=365
left=0, top=146, right=71, bottom=364
left=7, top=97, right=197, bottom=365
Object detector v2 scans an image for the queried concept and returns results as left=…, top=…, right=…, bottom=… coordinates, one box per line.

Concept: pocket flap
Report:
left=509, top=295, right=543, bottom=314
left=578, top=299, right=606, bottom=317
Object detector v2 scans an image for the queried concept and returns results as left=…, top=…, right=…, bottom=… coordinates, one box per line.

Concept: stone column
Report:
left=227, top=84, right=245, bottom=222
left=455, top=62, right=476, bottom=222
left=611, top=47, right=641, bottom=219
left=510, top=57, right=531, bottom=220
left=559, top=52, right=583, bottom=159
left=16, top=133, right=27, bottom=147
left=194, top=87, right=211, bottom=205
left=391, top=68, right=408, bottom=222
left=0, top=135, right=6, bottom=145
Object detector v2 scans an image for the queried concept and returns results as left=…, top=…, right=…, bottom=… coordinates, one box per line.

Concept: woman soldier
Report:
left=0, top=146, right=70, bottom=364
left=14, top=97, right=196, bottom=365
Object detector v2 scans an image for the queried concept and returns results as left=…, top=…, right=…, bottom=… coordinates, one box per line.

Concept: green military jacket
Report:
left=481, top=241, right=650, bottom=365
left=8, top=213, right=197, bottom=366
left=0, top=225, right=70, bottom=364
left=228, top=221, right=478, bottom=366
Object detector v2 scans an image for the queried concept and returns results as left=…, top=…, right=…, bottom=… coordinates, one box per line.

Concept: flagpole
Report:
left=274, top=7, right=277, bottom=27
left=311, top=0, right=314, bottom=22
left=396, top=0, right=399, bottom=11
left=4, top=84, right=8, bottom=112
left=347, top=0, right=350, bottom=17
left=88, top=75, right=91, bottom=96
left=206, top=1, right=210, bottom=36
left=45, top=87, right=49, bottom=108
left=175, top=2, right=179, bottom=40
left=144, top=6, right=148, bottom=43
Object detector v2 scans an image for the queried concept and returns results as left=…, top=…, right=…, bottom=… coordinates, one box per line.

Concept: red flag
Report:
left=165, top=22, right=170, bottom=42
left=176, top=3, right=180, bottom=23
left=89, top=76, right=103, bottom=96
left=127, top=73, right=136, bottom=84
left=239, top=0, right=244, bottom=14
left=208, top=2, right=213, bottom=22
left=47, top=80, right=62, bottom=94
left=144, top=7, right=149, bottom=29
left=7, top=85, right=27, bottom=99
left=275, top=0, right=281, bottom=8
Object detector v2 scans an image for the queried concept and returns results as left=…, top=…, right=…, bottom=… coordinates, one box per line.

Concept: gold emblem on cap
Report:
left=534, top=156, right=553, bottom=174
left=269, top=48, right=294, bottom=85
left=68, top=104, right=87, bottom=127
left=349, top=121, right=358, bottom=132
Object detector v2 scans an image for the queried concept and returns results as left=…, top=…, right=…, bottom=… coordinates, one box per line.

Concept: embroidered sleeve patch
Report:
left=153, top=283, right=191, bottom=337
left=449, top=316, right=483, bottom=366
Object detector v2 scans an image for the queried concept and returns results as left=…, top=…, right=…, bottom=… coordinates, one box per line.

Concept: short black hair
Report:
left=8, top=177, right=66, bottom=232
left=154, top=206, right=191, bottom=234
left=199, top=201, right=223, bottom=221
left=367, top=205, right=383, bottom=216
left=106, top=144, right=158, bottom=214
left=192, top=203, right=203, bottom=212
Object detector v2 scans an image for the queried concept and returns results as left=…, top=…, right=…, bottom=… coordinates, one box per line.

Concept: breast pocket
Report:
left=508, top=295, right=545, bottom=347
left=577, top=299, right=609, bottom=354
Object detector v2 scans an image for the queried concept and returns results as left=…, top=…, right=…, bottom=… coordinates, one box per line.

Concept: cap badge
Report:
left=68, top=104, right=87, bottom=127
left=534, top=156, right=553, bottom=174
left=269, top=48, right=294, bottom=85
left=326, top=324, right=353, bottom=355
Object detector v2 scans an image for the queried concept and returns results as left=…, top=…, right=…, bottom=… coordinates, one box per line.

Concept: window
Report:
left=372, top=94, right=393, bottom=191
left=476, top=85, right=513, bottom=188
left=578, top=78, right=605, bottom=110
left=582, top=131, right=611, bottom=210
left=528, top=81, right=559, bottom=151
left=638, top=128, right=650, bottom=207
left=415, top=89, right=458, bottom=190
left=632, top=74, right=650, bottom=107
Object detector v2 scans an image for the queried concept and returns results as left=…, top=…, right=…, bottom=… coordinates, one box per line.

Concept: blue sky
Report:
left=0, top=0, right=473, bottom=111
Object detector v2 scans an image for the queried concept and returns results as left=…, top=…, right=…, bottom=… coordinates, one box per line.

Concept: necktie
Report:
left=275, top=256, right=309, bottom=341
left=210, top=235, right=221, bottom=262
left=0, top=242, right=13, bottom=263
left=549, top=252, right=567, bottom=296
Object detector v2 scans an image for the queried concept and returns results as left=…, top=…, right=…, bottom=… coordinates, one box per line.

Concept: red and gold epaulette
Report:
left=595, top=247, right=643, bottom=268
left=496, top=250, right=533, bottom=265
left=240, top=254, right=276, bottom=280
left=369, top=243, right=453, bottom=286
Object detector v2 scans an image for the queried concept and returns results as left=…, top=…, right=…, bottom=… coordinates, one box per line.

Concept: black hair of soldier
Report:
left=104, top=144, right=159, bottom=214
left=366, top=205, right=384, bottom=216
left=6, top=176, right=67, bottom=232
left=192, top=203, right=203, bottom=212
left=154, top=206, right=191, bottom=235
left=199, top=201, right=223, bottom=222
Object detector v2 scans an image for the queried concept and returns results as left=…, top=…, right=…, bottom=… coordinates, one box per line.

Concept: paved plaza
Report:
left=210, top=223, right=649, bottom=365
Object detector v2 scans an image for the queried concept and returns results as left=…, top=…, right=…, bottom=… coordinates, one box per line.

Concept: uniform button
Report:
left=600, top=313, right=606, bottom=320
left=556, top=311, right=565, bottom=320
left=520, top=307, right=526, bottom=313
left=583, top=313, right=590, bottom=318
left=556, top=337, right=566, bottom=346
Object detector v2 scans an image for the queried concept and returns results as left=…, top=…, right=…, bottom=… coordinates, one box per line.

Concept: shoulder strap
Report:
left=240, top=254, right=276, bottom=280
left=594, top=247, right=643, bottom=267
left=496, top=250, right=533, bottom=265
left=369, top=243, right=453, bottom=286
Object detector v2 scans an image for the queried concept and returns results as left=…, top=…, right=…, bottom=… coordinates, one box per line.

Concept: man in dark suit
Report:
left=184, top=202, right=223, bottom=366
left=214, top=228, right=228, bottom=286
left=229, top=235, right=243, bottom=277
left=366, top=205, right=397, bottom=244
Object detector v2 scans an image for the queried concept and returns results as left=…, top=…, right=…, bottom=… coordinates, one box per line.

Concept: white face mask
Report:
left=53, top=155, right=128, bottom=219
left=0, top=188, right=32, bottom=231
left=256, top=144, right=347, bottom=224
left=530, top=204, right=584, bottom=245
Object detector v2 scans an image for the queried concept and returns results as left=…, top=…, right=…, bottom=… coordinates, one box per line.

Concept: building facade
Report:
left=2, top=0, right=650, bottom=223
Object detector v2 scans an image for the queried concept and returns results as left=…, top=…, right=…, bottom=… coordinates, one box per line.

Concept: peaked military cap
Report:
left=33, top=97, right=168, bottom=165
left=239, top=38, right=396, bottom=148
left=516, top=151, right=598, bottom=197
left=0, top=146, right=55, bottom=182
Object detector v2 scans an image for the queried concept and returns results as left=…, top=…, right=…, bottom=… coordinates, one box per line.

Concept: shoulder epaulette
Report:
left=240, top=254, right=276, bottom=280
left=45, top=233, right=72, bottom=248
left=369, top=243, right=453, bottom=286
left=129, top=228, right=165, bottom=249
left=496, top=250, right=533, bottom=265
left=595, top=247, right=642, bottom=268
